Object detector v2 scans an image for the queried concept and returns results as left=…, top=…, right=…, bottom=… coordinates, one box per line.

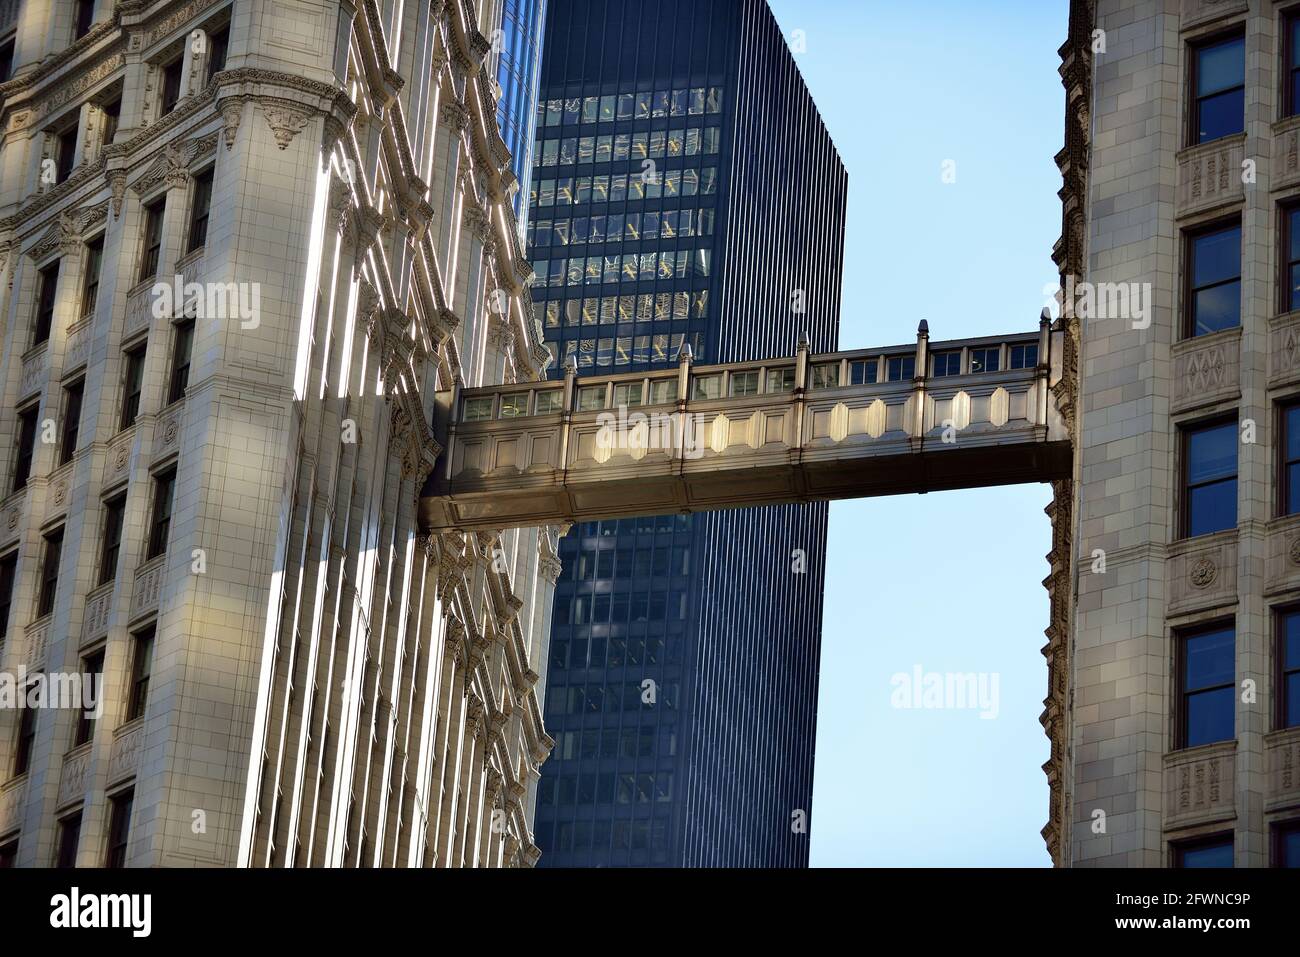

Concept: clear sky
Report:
left=761, top=0, right=1070, bottom=866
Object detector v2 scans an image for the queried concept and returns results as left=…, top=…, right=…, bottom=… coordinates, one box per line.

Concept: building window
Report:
left=187, top=169, right=213, bottom=253
left=105, top=789, right=133, bottom=868
left=81, top=236, right=103, bottom=319
left=37, top=528, right=64, bottom=618
left=1287, top=13, right=1300, bottom=118
left=849, top=358, right=877, bottom=385
left=808, top=364, right=839, bottom=390
left=0, top=552, right=16, bottom=646
left=970, top=347, right=1001, bottom=373
left=147, top=468, right=177, bottom=560
left=1186, top=222, right=1240, bottom=337
left=1284, top=207, right=1300, bottom=313
left=59, top=378, right=84, bottom=466
left=1280, top=608, right=1300, bottom=730
left=1178, top=623, right=1235, bottom=748
left=1191, top=34, right=1244, bottom=144
left=55, top=813, right=82, bottom=868
left=167, top=319, right=195, bottom=404
left=73, top=0, right=95, bottom=39
left=101, top=95, right=121, bottom=148
left=12, top=689, right=36, bottom=776
left=139, top=199, right=165, bottom=283
left=121, top=343, right=147, bottom=430
left=1009, top=343, right=1038, bottom=369
left=33, top=259, right=60, bottom=345
left=1276, top=821, right=1300, bottom=867
left=54, top=126, right=78, bottom=183
left=1182, top=419, right=1237, bottom=537
left=0, top=838, right=16, bottom=868
left=886, top=356, right=914, bottom=382
left=160, top=57, right=184, bottom=115
left=205, top=25, right=229, bottom=84
left=99, top=495, right=126, bottom=586
left=0, top=40, right=13, bottom=83
left=72, top=648, right=105, bottom=747
left=932, top=352, right=961, bottom=377
left=1174, top=834, right=1233, bottom=867
left=12, top=405, right=39, bottom=492
left=126, top=625, right=156, bottom=722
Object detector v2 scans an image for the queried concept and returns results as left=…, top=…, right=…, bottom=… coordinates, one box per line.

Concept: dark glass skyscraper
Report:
left=494, top=0, right=548, bottom=231
left=527, top=0, right=846, bottom=866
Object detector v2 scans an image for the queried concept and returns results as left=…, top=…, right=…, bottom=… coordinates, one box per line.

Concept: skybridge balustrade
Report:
left=419, top=316, right=1073, bottom=533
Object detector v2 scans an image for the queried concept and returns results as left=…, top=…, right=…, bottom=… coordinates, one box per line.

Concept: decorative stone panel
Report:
left=1273, top=117, right=1300, bottom=193
left=1171, top=328, right=1239, bottom=414
left=1164, top=741, right=1236, bottom=830
left=108, top=722, right=144, bottom=785
left=1265, top=728, right=1300, bottom=813
left=1176, top=135, right=1245, bottom=219
left=0, top=778, right=24, bottom=833
left=25, top=619, right=49, bottom=669
left=57, top=746, right=91, bottom=808
left=132, top=557, right=165, bottom=619
left=1269, top=311, right=1300, bottom=390
left=19, top=347, right=46, bottom=399
left=124, top=281, right=155, bottom=338
left=0, top=493, right=23, bottom=549
left=1167, top=533, right=1237, bottom=616
left=155, top=407, right=184, bottom=460
left=103, top=431, right=133, bottom=485
left=1265, top=514, right=1300, bottom=596
left=82, top=582, right=114, bottom=646
left=63, top=317, right=92, bottom=374
left=1180, top=0, right=1247, bottom=31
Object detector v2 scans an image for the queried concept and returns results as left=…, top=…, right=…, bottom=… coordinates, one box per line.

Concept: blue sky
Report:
left=761, top=0, right=1070, bottom=866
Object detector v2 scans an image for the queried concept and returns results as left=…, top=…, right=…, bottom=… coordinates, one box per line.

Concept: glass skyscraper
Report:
left=527, top=0, right=846, bottom=866
left=493, top=0, right=548, bottom=234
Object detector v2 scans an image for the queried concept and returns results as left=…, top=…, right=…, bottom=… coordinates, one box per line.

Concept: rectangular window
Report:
left=55, top=813, right=81, bottom=868
left=1182, top=419, right=1237, bottom=537
left=55, top=126, right=78, bottom=183
left=1280, top=608, right=1300, bottom=730
left=1286, top=206, right=1300, bottom=313
left=147, top=469, right=177, bottom=560
left=99, top=495, right=126, bottom=586
left=0, top=552, right=16, bottom=646
left=809, top=364, right=839, bottom=390
left=1174, top=834, right=1233, bottom=868
left=766, top=368, right=795, bottom=393
left=577, top=386, right=605, bottom=411
left=205, top=26, right=229, bottom=84
left=1276, top=821, right=1300, bottom=867
left=728, top=371, right=759, bottom=397
left=187, top=169, right=213, bottom=253
left=1186, top=222, right=1241, bottom=337
left=59, top=379, right=84, bottom=466
left=33, top=260, right=60, bottom=345
left=461, top=396, right=494, bottom=422
left=121, top=343, right=147, bottom=430
left=139, top=199, right=165, bottom=283
left=1009, top=343, right=1038, bottom=369
left=81, top=237, right=104, bottom=319
left=534, top=390, right=563, bottom=415
left=73, top=648, right=105, bottom=747
left=74, top=0, right=95, bottom=39
left=1289, top=14, right=1300, bottom=119
left=1191, top=35, right=1244, bottom=144
left=167, top=319, right=195, bottom=404
left=160, top=57, right=183, bottom=115
left=1179, top=623, right=1235, bottom=748
left=498, top=393, right=528, bottom=418
left=37, top=528, right=63, bottom=618
left=887, top=356, right=915, bottom=382
left=0, top=839, right=15, bottom=867
left=101, top=96, right=121, bottom=147
left=849, top=359, right=877, bottom=385
left=932, top=352, right=961, bottom=377
left=105, top=789, right=134, bottom=868
left=12, top=406, right=39, bottom=493
left=0, top=40, right=13, bottom=84
left=126, top=625, right=156, bottom=722
left=13, top=694, right=37, bottom=775
left=970, top=347, right=1001, bottom=373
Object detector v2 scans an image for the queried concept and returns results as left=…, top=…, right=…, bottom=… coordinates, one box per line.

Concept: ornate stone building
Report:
left=0, top=0, right=559, bottom=867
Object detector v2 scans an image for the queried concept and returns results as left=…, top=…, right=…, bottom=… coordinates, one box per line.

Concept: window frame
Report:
left=1180, top=415, right=1238, bottom=538
left=1183, top=218, right=1242, bottom=339
left=1286, top=10, right=1300, bottom=119
left=36, top=527, right=64, bottom=619
left=186, top=167, right=214, bottom=254
left=1273, top=818, right=1300, bottom=867
left=146, top=467, right=177, bottom=560
left=167, top=318, right=195, bottom=405
left=105, top=788, right=134, bottom=868
left=72, top=646, right=105, bottom=748
left=81, top=235, right=104, bottom=320
left=12, top=403, right=39, bottom=493
left=1175, top=620, right=1236, bottom=750
left=0, top=551, right=16, bottom=647
left=99, top=494, right=127, bottom=586
left=1276, top=604, right=1300, bottom=731
left=59, top=377, right=84, bottom=466
left=120, top=340, right=147, bottom=430
left=1188, top=30, right=1246, bottom=147
left=125, top=624, right=155, bottom=723
left=159, top=55, right=184, bottom=116
left=12, top=688, right=37, bottom=777
left=54, top=811, right=82, bottom=868
left=73, top=0, right=95, bottom=40
left=33, top=258, right=60, bottom=346
left=138, top=197, right=166, bottom=284
left=1172, top=832, right=1234, bottom=867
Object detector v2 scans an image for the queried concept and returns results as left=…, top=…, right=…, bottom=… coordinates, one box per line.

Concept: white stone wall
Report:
left=0, top=0, right=557, bottom=867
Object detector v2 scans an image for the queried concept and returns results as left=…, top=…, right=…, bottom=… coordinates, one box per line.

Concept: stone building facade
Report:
left=0, top=0, right=559, bottom=867
left=1059, top=0, right=1300, bottom=866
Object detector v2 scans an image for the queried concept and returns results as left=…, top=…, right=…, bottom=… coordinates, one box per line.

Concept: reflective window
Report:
left=462, top=396, right=494, bottom=421
left=577, top=385, right=605, bottom=410
left=1009, top=343, right=1038, bottom=370
left=648, top=379, right=677, bottom=405
left=535, top=390, right=563, bottom=415
left=1192, top=36, right=1244, bottom=143
left=1280, top=609, right=1300, bottom=729
left=729, top=371, right=759, bottom=397
left=1187, top=223, right=1240, bottom=336
left=1176, top=836, right=1233, bottom=868
left=809, top=363, right=839, bottom=390
left=1278, top=822, right=1300, bottom=867
left=970, top=347, right=1000, bottom=373
left=766, top=368, right=795, bottom=393
left=932, top=352, right=960, bottom=377
left=1285, top=207, right=1300, bottom=312
left=887, top=356, right=915, bottom=381
left=1180, top=624, right=1235, bottom=748
left=499, top=393, right=528, bottom=418
left=692, top=374, right=722, bottom=400
left=1183, top=419, right=1237, bottom=537
left=1282, top=403, right=1300, bottom=516
left=1288, top=15, right=1300, bottom=118
left=613, top=382, right=643, bottom=407
left=849, top=359, right=877, bottom=385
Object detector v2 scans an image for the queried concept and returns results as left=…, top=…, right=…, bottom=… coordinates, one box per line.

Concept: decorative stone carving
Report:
left=220, top=98, right=244, bottom=150
left=109, top=169, right=127, bottom=218
left=1177, top=134, right=1245, bottom=218
left=1189, top=557, right=1217, bottom=589
left=1164, top=742, right=1236, bottom=829
left=261, top=102, right=311, bottom=149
